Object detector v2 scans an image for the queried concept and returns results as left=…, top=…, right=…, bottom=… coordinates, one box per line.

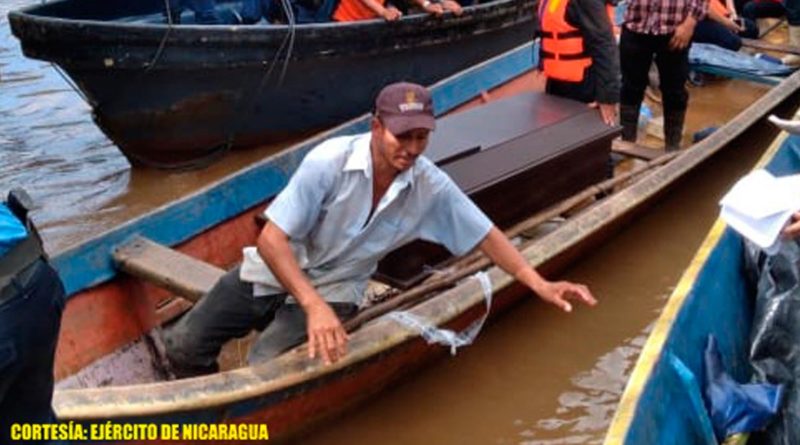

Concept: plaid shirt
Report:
left=624, top=0, right=708, bottom=35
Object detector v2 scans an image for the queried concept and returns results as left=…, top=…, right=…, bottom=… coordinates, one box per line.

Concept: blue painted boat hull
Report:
left=607, top=132, right=800, bottom=445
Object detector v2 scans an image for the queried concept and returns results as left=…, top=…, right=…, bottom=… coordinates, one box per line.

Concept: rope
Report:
left=50, top=63, right=90, bottom=104
left=387, top=271, right=494, bottom=356
left=145, top=0, right=176, bottom=72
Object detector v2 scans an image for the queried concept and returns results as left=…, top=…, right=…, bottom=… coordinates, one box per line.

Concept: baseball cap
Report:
left=374, top=82, right=436, bottom=135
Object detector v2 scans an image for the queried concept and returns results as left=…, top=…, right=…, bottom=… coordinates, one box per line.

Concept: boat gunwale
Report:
left=52, top=68, right=800, bottom=421
left=8, top=0, right=531, bottom=43
left=602, top=101, right=800, bottom=444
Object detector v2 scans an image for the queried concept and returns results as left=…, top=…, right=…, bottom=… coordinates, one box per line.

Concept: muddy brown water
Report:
left=0, top=2, right=790, bottom=442
left=288, top=84, right=784, bottom=444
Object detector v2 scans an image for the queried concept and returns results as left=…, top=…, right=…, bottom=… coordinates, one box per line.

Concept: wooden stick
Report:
left=758, top=19, right=785, bottom=39
left=344, top=151, right=679, bottom=331
left=742, top=38, right=800, bottom=56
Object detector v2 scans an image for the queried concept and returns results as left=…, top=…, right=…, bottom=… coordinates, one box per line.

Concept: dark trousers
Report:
left=694, top=17, right=759, bottom=51
left=620, top=28, right=689, bottom=114
left=163, top=267, right=358, bottom=377
left=0, top=259, right=65, bottom=444
left=740, top=0, right=786, bottom=20
left=787, top=0, right=800, bottom=25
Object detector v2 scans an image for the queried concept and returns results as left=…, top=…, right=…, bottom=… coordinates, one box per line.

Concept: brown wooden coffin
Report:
left=375, top=91, right=620, bottom=288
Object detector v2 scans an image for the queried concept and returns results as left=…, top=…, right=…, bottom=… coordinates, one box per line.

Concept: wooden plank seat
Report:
left=113, top=235, right=223, bottom=303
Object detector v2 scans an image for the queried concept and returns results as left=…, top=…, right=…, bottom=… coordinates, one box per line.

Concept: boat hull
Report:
left=605, top=127, right=800, bottom=444
left=9, top=0, right=535, bottom=168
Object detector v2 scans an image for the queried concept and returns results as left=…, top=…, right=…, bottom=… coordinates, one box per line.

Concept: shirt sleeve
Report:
left=421, top=176, right=493, bottom=256
left=568, top=0, right=620, bottom=104
left=265, top=150, right=335, bottom=239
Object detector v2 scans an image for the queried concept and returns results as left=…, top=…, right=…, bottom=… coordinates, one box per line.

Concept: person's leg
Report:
left=190, top=0, right=223, bottom=23
left=693, top=19, right=743, bottom=51
left=248, top=303, right=358, bottom=364
left=619, top=28, right=655, bottom=141
left=0, top=260, right=65, bottom=443
left=784, top=0, right=800, bottom=65
left=654, top=38, right=690, bottom=151
left=163, top=267, right=283, bottom=377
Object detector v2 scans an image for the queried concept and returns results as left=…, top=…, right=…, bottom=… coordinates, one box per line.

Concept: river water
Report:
left=1, top=0, right=295, bottom=254
left=0, top=2, right=782, bottom=443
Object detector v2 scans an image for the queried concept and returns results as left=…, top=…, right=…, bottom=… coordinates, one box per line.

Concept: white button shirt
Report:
left=240, top=132, right=493, bottom=305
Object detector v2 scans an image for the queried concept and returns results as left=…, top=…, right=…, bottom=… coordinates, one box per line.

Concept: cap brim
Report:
left=384, top=114, right=436, bottom=136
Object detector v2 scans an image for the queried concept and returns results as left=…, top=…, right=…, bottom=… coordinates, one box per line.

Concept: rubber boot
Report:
left=620, top=104, right=640, bottom=142
left=664, top=109, right=686, bottom=152
left=783, top=26, right=800, bottom=67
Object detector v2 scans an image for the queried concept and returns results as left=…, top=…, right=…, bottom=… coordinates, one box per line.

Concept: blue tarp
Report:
left=689, top=43, right=795, bottom=78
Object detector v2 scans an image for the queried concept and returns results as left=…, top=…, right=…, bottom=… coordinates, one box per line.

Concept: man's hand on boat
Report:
left=258, top=222, right=350, bottom=366
left=304, top=300, right=350, bottom=365
left=478, top=227, right=597, bottom=313
left=589, top=102, right=618, bottom=126
left=381, top=6, right=403, bottom=21
left=416, top=0, right=463, bottom=17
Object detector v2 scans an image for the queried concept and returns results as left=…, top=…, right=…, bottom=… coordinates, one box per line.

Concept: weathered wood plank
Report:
left=612, top=139, right=663, bottom=160
left=742, top=37, right=800, bottom=55
left=113, top=236, right=224, bottom=302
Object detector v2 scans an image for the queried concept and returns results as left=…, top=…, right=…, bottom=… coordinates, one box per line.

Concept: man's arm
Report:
left=257, top=222, right=348, bottom=365
left=569, top=0, right=620, bottom=107
left=707, top=6, right=743, bottom=32
left=478, top=227, right=597, bottom=312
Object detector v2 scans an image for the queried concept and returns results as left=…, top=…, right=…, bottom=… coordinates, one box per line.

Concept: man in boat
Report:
left=0, top=189, right=65, bottom=443
left=332, top=0, right=462, bottom=21
left=619, top=0, right=708, bottom=152
left=163, top=82, right=596, bottom=375
left=536, top=0, right=620, bottom=126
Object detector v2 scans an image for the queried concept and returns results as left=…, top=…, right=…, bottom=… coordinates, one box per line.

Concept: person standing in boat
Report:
left=163, top=82, right=597, bottom=376
left=0, top=189, right=66, bottom=443
left=332, top=0, right=462, bottom=21
left=619, top=0, right=707, bottom=152
left=536, top=0, right=620, bottom=126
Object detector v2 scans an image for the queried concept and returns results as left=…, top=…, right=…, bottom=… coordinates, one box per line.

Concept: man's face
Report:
left=372, top=118, right=430, bottom=172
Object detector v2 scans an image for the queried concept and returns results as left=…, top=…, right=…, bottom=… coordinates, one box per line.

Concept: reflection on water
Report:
left=0, top=1, right=297, bottom=253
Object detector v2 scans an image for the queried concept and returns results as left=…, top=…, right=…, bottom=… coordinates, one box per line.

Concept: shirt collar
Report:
left=343, top=133, right=415, bottom=189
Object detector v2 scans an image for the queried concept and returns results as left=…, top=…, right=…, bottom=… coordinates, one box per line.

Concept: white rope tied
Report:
left=387, top=271, right=493, bottom=356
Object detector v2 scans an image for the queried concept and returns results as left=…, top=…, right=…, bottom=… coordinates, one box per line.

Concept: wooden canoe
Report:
left=41, top=45, right=800, bottom=442
left=8, top=0, right=535, bottom=169
left=604, top=111, right=800, bottom=444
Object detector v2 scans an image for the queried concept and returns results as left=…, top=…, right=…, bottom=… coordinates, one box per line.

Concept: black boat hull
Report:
left=10, top=0, right=535, bottom=168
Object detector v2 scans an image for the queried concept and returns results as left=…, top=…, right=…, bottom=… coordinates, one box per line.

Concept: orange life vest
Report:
left=709, top=0, right=730, bottom=17
left=333, top=0, right=384, bottom=21
left=539, top=0, right=615, bottom=83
